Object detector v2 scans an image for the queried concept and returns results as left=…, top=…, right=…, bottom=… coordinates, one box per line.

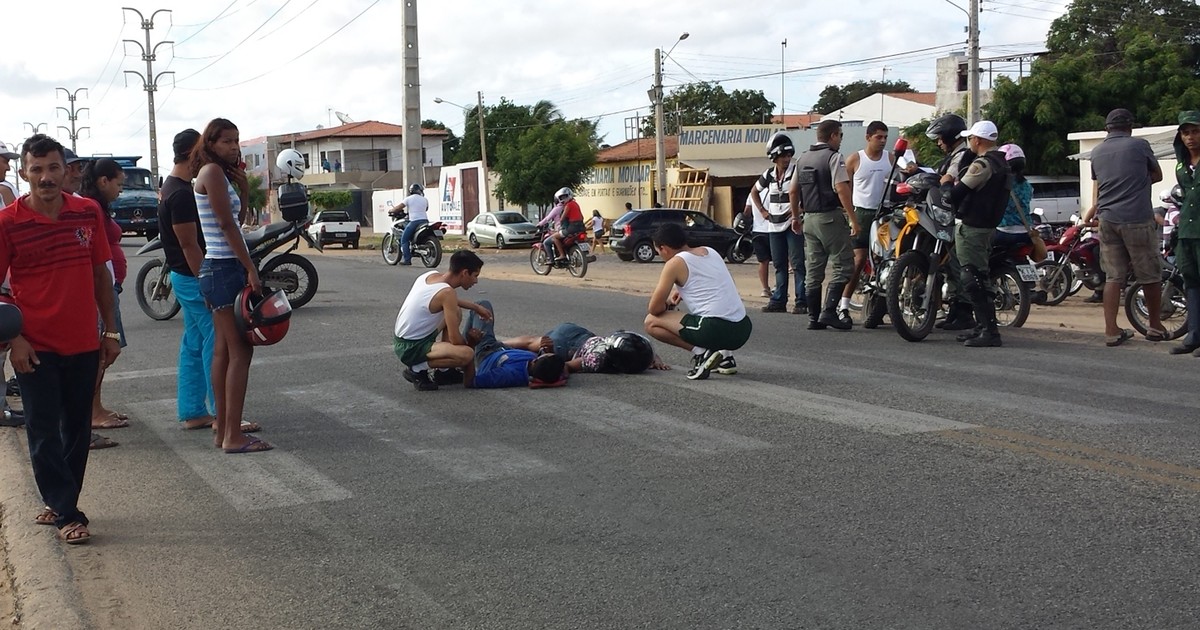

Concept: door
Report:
left=481, top=214, right=497, bottom=243
left=685, top=212, right=722, bottom=249
left=461, top=168, right=480, bottom=229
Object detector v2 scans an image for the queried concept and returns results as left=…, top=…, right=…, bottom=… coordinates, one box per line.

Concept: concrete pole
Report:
left=968, top=0, right=981, bottom=123
left=654, top=47, right=666, bottom=206
left=477, top=91, right=491, bottom=212
left=400, top=0, right=424, bottom=194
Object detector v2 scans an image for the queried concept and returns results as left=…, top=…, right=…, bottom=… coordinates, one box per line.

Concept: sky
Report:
left=1, top=0, right=1070, bottom=184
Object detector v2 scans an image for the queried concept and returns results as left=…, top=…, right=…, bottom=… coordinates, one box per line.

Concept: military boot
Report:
left=806, top=288, right=826, bottom=330
left=939, top=300, right=977, bottom=331
left=964, top=289, right=1002, bottom=347
left=817, top=283, right=853, bottom=330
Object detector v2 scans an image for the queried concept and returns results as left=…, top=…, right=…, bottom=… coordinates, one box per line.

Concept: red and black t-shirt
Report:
left=0, top=193, right=112, bottom=355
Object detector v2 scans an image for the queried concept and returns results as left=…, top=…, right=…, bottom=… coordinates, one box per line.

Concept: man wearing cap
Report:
left=0, top=142, right=20, bottom=206
left=1081, top=108, right=1165, bottom=346
left=941, top=120, right=1011, bottom=347
left=1169, top=110, right=1200, bottom=357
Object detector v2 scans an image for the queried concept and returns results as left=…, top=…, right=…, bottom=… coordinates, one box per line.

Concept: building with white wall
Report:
left=819, top=92, right=936, bottom=129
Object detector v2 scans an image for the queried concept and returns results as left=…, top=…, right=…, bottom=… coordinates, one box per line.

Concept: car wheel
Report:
left=617, top=253, right=634, bottom=262
left=633, top=241, right=656, bottom=263
left=351, top=239, right=359, bottom=249
left=469, top=233, right=480, bottom=248
left=496, top=234, right=506, bottom=249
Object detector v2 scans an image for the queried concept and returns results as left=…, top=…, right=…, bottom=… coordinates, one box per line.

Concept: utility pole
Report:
left=55, top=88, right=90, bottom=153
left=400, top=0, right=424, bottom=200
left=780, top=39, right=787, bottom=122
left=653, top=47, right=666, bottom=206
left=968, top=0, right=981, bottom=123
left=476, top=91, right=491, bottom=212
left=123, top=7, right=173, bottom=189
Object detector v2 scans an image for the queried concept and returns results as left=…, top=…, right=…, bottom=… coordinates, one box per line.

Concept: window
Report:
left=687, top=213, right=714, bottom=229
left=484, top=215, right=495, bottom=226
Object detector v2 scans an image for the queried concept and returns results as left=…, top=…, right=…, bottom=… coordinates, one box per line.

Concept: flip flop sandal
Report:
left=89, top=433, right=119, bottom=450
left=92, top=416, right=130, bottom=429
left=182, top=417, right=215, bottom=430
left=57, top=522, right=91, bottom=545
left=1145, top=328, right=1169, bottom=342
left=223, top=436, right=274, bottom=454
left=109, top=411, right=130, bottom=421
left=210, top=420, right=262, bottom=434
left=1106, top=329, right=1134, bottom=347
left=34, top=507, right=58, bottom=526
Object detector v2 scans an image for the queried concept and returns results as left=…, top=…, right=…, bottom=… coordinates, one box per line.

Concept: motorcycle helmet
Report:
left=999, top=143, right=1026, bottom=175
left=276, top=149, right=305, bottom=180
left=408, top=183, right=424, bottom=195
left=0, top=297, right=22, bottom=346
left=1169, top=184, right=1184, bottom=204
left=766, top=132, right=795, bottom=159
left=599, top=331, right=654, bottom=374
left=234, top=287, right=293, bottom=346
left=554, top=187, right=574, bottom=203
left=925, top=114, right=968, bottom=144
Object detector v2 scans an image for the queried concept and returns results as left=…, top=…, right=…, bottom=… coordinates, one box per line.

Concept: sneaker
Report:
left=761, top=302, right=787, bottom=313
left=715, top=353, right=738, bottom=375
left=760, top=288, right=771, bottom=298
left=398, top=260, right=413, bottom=266
left=1082, top=292, right=1103, bottom=304
left=686, top=349, right=721, bottom=380
left=791, top=303, right=807, bottom=315
left=411, top=369, right=438, bottom=391
left=432, top=368, right=464, bottom=386
left=6, top=377, right=18, bottom=397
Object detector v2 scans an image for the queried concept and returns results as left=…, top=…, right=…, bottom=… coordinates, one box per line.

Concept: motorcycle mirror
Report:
left=1069, top=213, right=1081, bottom=223
left=1032, top=207, right=1045, bottom=216
left=893, top=138, right=909, bottom=153
left=896, top=156, right=910, bottom=170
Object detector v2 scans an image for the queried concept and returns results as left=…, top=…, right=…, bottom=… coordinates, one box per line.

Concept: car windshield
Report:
left=122, top=169, right=153, bottom=190
left=318, top=212, right=351, bottom=222
left=613, top=210, right=640, bottom=227
left=495, top=212, right=528, bottom=225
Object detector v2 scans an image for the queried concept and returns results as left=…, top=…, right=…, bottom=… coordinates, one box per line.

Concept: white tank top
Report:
left=851, top=150, right=891, bottom=209
left=394, top=270, right=451, bottom=339
left=677, top=248, right=746, bottom=321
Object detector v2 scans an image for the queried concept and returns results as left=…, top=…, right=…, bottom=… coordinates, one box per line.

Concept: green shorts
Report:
left=679, top=314, right=753, bottom=352
left=393, top=330, right=439, bottom=367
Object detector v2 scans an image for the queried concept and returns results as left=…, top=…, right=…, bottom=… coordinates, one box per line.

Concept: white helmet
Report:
left=554, top=187, right=573, bottom=203
left=276, top=148, right=305, bottom=180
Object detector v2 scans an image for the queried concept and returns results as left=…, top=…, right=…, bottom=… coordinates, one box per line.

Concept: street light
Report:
left=653, top=32, right=689, bottom=206
left=24, top=122, right=47, bottom=135
left=435, top=94, right=491, bottom=212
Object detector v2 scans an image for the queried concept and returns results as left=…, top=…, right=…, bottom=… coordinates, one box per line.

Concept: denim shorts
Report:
left=198, top=258, right=247, bottom=310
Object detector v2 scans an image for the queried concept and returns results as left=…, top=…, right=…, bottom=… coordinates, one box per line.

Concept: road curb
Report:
left=0, top=429, right=89, bottom=630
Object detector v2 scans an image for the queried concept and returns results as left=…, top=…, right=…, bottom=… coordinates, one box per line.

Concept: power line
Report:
left=174, top=0, right=294, bottom=84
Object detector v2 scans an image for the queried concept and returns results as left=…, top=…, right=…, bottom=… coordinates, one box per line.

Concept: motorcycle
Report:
left=135, top=185, right=322, bottom=320
left=530, top=225, right=595, bottom=278
left=856, top=138, right=914, bottom=329
left=729, top=212, right=756, bottom=265
left=1125, top=240, right=1189, bottom=341
left=882, top=170, right=959, bottom=341
left=1033, top=213, right=1102, bottom=306
left=988, top=242, right=1035, bottom=328
left=381, top=210, right=445, bottom=268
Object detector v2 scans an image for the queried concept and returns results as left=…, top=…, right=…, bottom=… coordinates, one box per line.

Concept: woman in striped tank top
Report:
left=193, top=118, right=272, bottom=454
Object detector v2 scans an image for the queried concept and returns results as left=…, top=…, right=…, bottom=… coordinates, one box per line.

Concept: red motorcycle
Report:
left=1034, top=216, right=1101, bottom=306
left=530, top=225, right=594, bottom=278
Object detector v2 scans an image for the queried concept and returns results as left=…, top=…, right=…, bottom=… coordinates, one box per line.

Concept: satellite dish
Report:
left=335, top=111, right=354, bottom=125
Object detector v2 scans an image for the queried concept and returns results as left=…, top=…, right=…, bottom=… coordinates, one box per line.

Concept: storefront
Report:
left=577, top=136, right=678, bottom=222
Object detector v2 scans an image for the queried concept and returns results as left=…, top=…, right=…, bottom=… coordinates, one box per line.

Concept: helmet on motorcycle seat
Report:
left=999, top=144, right=1026, bottom=175
left=554, top=187, right=574, bottom=203
left=408, top=183, right=424, bottom=195
left=599, top=331, right=654, bottom=374
left=925, top=114, right=968, bottom=144
left=766, top=132, right=795, bottom=159
left=276, top=149, right=305, bottom=180
left=1170, top=184, right=1184, bottom=204
left=234, top=287, right=292, bottom=346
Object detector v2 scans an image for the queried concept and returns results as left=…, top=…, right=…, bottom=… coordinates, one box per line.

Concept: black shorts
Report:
left=752, top=233, right=771, bottom=263
left=851, top=207, right=876, bottom=249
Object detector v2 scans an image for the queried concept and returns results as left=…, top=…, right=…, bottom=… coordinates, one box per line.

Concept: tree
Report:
left=309, top=189, right=353, bottom=210
left=421, top=119, right=460, bottom=164
left=493, top=121, right=597, bottom=208
left=985, top=0, right=1200, bottom=174
left=453, top=98, right=601, bottom=168
left=246, top=174, right=267, bottom=213
left=641, top=82, right=775, bottom=136
left=813, top=80, right=916, bottom=115
left=900, top=120, right=944, bottom=170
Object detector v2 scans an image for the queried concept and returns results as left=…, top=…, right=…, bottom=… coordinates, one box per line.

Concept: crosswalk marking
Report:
left=106, top=345, right=391, bottom=382
left=129, top=399, right=353, bottom=512
left=490, top=388, right=771, bottom=455
left=281, top=381, right=559, bottom=482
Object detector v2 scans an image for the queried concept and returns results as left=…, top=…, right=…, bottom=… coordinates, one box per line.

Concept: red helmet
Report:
left=234, top=287, right=292, bottom=346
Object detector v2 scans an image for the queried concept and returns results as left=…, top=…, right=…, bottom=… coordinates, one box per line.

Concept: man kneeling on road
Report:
left=460, top=301, right=569, bottom=388
left=644, top=223, right=753, bottom=380
left=393, top=250, right=491, bottom=391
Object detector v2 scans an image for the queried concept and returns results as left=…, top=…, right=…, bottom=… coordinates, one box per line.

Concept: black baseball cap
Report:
left=172, top=129, right=200, bottom=163
left=1105, top=108, right=1136, bottom=129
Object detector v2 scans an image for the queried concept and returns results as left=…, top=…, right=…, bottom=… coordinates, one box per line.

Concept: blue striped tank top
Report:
left=195, top=175, right=244, bottom=259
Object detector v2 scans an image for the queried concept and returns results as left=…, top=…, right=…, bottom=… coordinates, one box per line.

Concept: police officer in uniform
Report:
left=749, top=132, right=806, bottom=314
left=942, top=120, right=1011, bottom=347
left=788, top=120, right=860, bottom=330
left=927, top=113, right=978, bottom=331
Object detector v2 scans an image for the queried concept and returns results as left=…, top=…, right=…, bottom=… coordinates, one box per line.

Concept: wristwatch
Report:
left=102, top=331, right=121, bottom=341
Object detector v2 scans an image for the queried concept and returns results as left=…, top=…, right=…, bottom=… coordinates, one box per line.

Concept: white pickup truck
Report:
left=306, top=210, right=361, bottom=249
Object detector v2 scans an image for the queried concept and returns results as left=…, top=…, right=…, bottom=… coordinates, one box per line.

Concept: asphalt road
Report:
left=4, top=244, right=1200, bottom=629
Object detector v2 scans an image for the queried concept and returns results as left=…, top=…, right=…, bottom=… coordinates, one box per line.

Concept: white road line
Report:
left=491, top=388, right=771, bottom=455
left=657, top=368, right=978, bottom=436
left=106, top=345, right=392, bottom=382
left=281, top=381, right=559, bottom=482
left=128, top=399, right=353, bottom=512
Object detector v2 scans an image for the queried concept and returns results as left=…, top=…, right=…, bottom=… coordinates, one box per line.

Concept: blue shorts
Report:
left=547, top=323, right=595, bottom=362
left=198, top=258, right=247, bottom=311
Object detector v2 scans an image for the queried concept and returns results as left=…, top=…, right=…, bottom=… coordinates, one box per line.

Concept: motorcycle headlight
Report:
left=930, top=205, right=954, bottom=226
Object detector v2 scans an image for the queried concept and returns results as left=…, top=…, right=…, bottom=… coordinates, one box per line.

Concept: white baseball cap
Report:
left=0, top=142, right=19, bottom=160
left=960, top=121, right=999, bottom=141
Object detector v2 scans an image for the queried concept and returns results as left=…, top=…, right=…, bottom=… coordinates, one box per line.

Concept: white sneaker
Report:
left=715, top=353, right=737, bottom=375
left=686, top=349, right=721, bottom=380
left=760, top=288, right=771, bottom=298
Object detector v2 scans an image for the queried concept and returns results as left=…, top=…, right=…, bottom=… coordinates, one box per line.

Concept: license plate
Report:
left=1016, top=264, right=1038, bottom=282
left=577, top=243, right=590, bottom=253
left=335, top=232, right=348, bottom=237
left=433, top=230, right=445, bottom=237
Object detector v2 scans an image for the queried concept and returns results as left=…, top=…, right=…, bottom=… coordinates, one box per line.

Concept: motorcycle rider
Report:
left=788, top=119, right=859, bottom=330
left=1169, top=110, right=1200, bottom=357
left=538, top=187, right=585, bottom=263
left=396, top=183, right=428, bottom=266
left=992, top=144, right=1048, bottom=305
left=928, top=113, right=978, bottom=331
left=942, top=120, right=1011, bottom=348
left=749, top=132, right=806, bottom=314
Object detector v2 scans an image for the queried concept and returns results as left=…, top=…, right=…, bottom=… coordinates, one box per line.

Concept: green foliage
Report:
left=493, top=121, right=597, bottom=207
left=813, top=80, right=916, bottom=115
left=900, top=120, right=945, bottom=170
left=984, top=0, right=1200, bottom=175
left=454, top=98, right=599, bottom=167
left=308, top=189, right=353, bottom=210
left=641, top=82, right=775, bottom=136
left=422, top=119, right=460, bottom=164
left=246, top=174, right=267, bottom=213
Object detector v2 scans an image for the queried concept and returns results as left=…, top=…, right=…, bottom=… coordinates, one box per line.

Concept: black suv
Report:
left=609, top=208, right=743, bottom=263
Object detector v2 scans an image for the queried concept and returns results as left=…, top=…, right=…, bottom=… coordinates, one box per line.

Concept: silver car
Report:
left=467, top=211, right=539, bottom=249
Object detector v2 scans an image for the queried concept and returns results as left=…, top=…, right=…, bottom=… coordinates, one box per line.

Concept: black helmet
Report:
left=600, top=331, right=654, bottom=374
left=926, top=114, right=968, bottom=144
left=766, top=132, right=795, bottom=159
left=408, top=183, right=424, bottom=195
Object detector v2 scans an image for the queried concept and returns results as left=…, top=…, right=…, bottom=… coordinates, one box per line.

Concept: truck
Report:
left=106, top=156, right=159, bottom=241
left=306, top=210, right=361, bottom=248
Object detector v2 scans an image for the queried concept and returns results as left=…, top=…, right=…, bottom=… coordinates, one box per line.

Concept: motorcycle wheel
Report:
left=260, top=253, right=319, bottom=309
left=567, top=246, right=588, bottom=278
left=417, top=237, right=443, bottom=268
left=381, top=233, right=401, bottom=266
left=1035, top=260, right=1074, bottom=307
left=862, top=292, right=887, bottom=329
left=726, top=239, right=750, bottom=264
left=848, top=282, right=868, bottom=312
left=992, top=265, right=1030, bottom=328
left=530, top=247, right=553, bottom=275
left=135, top=258, right=181, bottom=321
left=1125, top=275, right=1189, bottom=341
left=886, top=250, right=937, bottom=342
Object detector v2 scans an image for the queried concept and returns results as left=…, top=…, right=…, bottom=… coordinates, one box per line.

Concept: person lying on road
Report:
left=500, top=323, right=670, bottom=374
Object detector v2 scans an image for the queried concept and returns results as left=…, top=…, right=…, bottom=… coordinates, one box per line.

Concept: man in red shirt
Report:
left=0, top=134, right=120, bottom=545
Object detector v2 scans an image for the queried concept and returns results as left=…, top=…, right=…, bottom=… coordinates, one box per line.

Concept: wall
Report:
left=678, top=124, right=786, bottom=160
left=577, top=158, right=657, bottom=219
left=818, top=94, right=934, bottom=129
left=428, top=161, right=493, bottom=235
left=934, top=54, right=994, bottom=114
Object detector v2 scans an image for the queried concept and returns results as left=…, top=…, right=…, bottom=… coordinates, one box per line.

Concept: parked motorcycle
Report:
left=1125, top=241, right=1189, bottom=341
left=855, top=137, right=912, bottom=329
left=530, top=225, right=595, bottom=278
left=381, top=210, right=445, bottom=268
left=883, top=171, right=958, bottom=342
left=1033, top=213, right=1101, bottom=306
left=988, top=242, right=1035, bottom=328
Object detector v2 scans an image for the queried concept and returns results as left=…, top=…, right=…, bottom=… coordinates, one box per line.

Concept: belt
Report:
left=804, top=207, right=841, bottom=214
